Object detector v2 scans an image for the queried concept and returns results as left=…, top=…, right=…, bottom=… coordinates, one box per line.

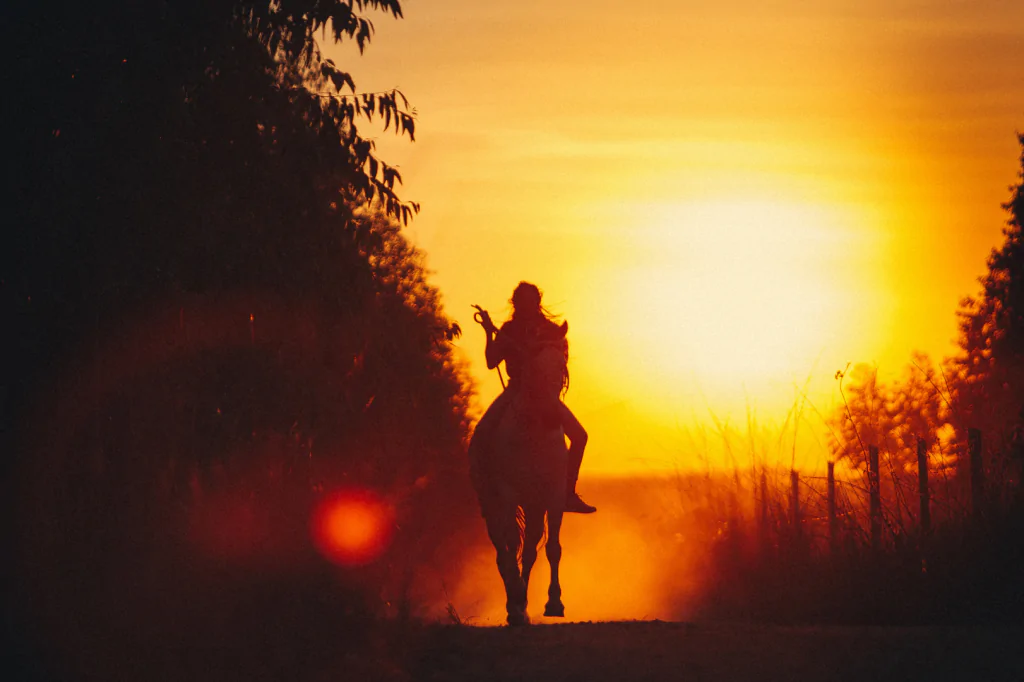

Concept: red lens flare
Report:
left=310, top=489, right=393, bottom=566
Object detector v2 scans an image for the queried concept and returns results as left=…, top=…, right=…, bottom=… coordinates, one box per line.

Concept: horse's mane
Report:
left=514, top=317, right=570, bottom=396
left=524, top=335, right=569, bottom=399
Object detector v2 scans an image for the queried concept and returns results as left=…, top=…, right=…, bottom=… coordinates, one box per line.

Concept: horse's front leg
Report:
left=485, top=505, right=528, bottom=625
left=521, top=504, right=545, bottom=596
left=543, top=508, right=565, bottom=617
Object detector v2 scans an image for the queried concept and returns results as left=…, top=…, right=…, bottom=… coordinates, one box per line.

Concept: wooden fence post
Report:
left=916, top=437, right=930, bottom=536
left=969, top=428, right=984, bottom=520
left=827, top=461, right=837, bottom=552
left=790, top=470, right=801, bottom=540
left=868, top=445, right=881, bottom=550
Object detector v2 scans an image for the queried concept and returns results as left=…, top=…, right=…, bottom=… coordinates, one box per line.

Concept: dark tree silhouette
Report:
left=7, top=1, right=418, bottom=399
left=5, top=3, right=476, bottom=677
left=950, top=134, right=1024, bottom=472
left=829, top=134, right=1024, bottom=524
left=829, top=358, right=949, bottom=532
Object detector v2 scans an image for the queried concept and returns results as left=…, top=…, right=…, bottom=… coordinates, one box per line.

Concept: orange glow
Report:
left=311, top=490, right=394, bottom=566
left=437, top=478, right=704, bottom=624
left=329, top=1, right=1023, bottom=474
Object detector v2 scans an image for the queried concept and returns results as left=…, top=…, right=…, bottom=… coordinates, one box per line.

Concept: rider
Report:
left=470, top=281, right=597, bottom=514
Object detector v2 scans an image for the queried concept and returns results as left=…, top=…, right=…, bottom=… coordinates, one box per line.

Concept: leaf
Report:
left=401, top=113, right=415, bottom=141
left=337, top=71, right=356, bottom=92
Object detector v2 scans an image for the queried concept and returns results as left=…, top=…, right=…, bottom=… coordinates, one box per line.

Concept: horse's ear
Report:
left=559, top=321, right=568, bottom=337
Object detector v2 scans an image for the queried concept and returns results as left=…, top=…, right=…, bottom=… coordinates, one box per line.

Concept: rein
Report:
left=473, top=305, right=507, bottom=389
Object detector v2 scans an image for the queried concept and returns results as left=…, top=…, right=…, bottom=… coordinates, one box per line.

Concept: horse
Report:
left=472, top=335, right=568, bottom=626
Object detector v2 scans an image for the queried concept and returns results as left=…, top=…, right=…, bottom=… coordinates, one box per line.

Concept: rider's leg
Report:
left=560, top=403, right=596, bottom=514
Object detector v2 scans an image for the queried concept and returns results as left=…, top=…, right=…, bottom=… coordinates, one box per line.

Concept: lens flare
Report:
left=311, top=490, right=393, bottom=566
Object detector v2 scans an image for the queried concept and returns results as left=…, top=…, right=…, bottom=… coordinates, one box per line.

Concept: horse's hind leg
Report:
left=543, top=508, right=565, bottom=617
left=521, top=504, right=545, bottom=596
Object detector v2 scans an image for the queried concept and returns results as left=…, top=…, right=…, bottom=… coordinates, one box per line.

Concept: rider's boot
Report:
left=565, top=439, right=596, bottom=513
left=565, top=486, right=597, bottom=514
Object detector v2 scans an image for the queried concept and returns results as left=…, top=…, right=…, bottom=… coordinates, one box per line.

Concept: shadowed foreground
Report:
left=408, top=621, right=1024, bottom=682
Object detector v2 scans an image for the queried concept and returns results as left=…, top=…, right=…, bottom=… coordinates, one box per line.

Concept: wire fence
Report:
left=715, top=429, right=1024, bottom=558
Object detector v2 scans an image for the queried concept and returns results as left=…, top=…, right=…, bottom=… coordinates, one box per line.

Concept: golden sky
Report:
left=328, top=0, right=1024, bottom=474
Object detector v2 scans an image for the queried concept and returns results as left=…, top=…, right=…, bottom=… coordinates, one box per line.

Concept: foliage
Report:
left=6, top=0, right=447, bottom=460
left=831, top=359, right=943, bottom=459
left=6, top=2, right=477, bottom=672
left=828, top=134, right=1024, bottom=505
left=950, top=134, right=1024, bottom=457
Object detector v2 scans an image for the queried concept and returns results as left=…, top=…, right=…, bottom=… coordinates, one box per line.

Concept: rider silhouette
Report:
left=471, top=281, right=596, bottom=514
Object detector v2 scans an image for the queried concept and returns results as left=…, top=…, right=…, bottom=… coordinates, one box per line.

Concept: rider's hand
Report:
left=473, top=305, right=498, bottom=335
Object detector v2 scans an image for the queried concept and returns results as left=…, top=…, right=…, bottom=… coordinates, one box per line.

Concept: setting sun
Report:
left=606, top=200, right=868, bottom=380
left=338, top=0, right=1022, bottom=472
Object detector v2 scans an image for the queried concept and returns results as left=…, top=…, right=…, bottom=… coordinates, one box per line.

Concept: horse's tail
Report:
left=515, top=505, right=526, bottom=564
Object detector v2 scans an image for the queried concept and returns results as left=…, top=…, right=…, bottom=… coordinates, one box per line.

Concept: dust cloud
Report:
left=439, top=476, right=719, bottom=624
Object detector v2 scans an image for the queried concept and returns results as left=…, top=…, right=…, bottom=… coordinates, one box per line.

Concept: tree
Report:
left=828, top=134, right=1024, bottom=527
left=6, top=2, right=476, bottom=669
left=951, top=134, right=1024, bottom=461
left=6, top=0, right=450, bottom=470
left=830, top=359, right=947, bottom=530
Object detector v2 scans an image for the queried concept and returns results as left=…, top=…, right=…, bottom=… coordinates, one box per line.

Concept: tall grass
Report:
left=671, top=388, right=1024, bottom=625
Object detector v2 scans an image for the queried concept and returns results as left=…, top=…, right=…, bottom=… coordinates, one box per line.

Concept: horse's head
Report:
left=518, top=331, right=568, bottom=413
left=527, top=340, right=567, bottom=394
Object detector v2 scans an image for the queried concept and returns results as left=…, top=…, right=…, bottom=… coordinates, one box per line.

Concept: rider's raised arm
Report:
left=484, top=324, right=506, bottom=370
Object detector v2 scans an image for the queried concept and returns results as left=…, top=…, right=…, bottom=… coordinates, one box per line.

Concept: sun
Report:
left=594, top=199, right=863, bottom=404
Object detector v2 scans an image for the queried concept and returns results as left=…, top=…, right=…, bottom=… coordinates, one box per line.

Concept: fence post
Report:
left=916, top=437, right=930, bottom=536
left=827, top=461, right=837, bottom=552
left=969, top=428, right=984, bottom=520
left=868, top=445, right=881, bottom=550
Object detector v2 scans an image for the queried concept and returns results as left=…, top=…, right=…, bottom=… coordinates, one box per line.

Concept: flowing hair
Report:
left=508, top=281, right=570, bottom=396
left=508, top=281, right=558, bottom=323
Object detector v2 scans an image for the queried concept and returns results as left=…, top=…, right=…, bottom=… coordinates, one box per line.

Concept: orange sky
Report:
left=327, top=1, right=1024, bottom=474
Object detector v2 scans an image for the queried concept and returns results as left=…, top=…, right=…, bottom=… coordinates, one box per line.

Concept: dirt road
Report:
left=405, top=620, right=1024, bottom=682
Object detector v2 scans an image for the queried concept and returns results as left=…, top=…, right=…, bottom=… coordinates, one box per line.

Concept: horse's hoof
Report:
left=543, top=601, right=564, bottom=618
left=507, top=610, right=530, bottom=627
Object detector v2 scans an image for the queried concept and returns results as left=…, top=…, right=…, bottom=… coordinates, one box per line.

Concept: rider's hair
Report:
left=509, top=281, right=570, bottom=395
left=510, top=281, right=556, bottom=321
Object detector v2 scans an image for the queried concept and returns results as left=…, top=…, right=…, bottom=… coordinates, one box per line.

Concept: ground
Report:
left=402, top=621, right=1024, bottom=682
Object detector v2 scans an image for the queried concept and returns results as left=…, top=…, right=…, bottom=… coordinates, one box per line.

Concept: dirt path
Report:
left=406, top=621, right=1024, bottom=682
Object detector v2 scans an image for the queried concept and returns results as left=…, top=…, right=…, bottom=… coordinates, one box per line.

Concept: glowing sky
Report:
left=327, top=0, right=1024, bottom=473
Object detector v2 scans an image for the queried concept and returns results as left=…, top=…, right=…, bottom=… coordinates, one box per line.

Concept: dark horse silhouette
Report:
left=471, top=336, right=568, bottom=625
